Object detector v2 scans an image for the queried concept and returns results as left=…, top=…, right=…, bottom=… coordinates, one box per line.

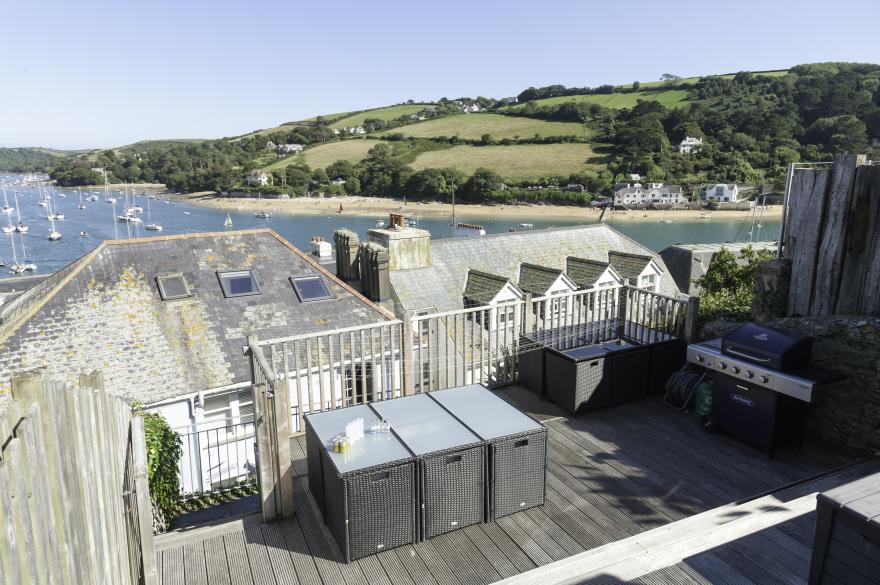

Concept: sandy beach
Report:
left=172, top=192, right=783, bottom=223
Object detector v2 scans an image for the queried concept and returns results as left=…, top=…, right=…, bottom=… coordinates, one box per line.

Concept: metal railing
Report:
left=251, top=284, right=691, bottom=432
left=176, top=420, right=257, bottom=501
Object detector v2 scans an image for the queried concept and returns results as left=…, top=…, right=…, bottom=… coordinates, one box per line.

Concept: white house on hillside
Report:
left=701, top=183, right=740, bottom=202
left=613, top=183, right=687, bottom=206
left=246, top=170, right=272, bottom=187
left=679, top=136, right=703, bottom=154
left=277, top=143, right=304, bottom=154
left=345, top=126, right=366, bottom=135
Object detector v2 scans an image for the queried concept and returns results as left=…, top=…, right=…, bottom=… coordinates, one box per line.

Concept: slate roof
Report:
left=0, top=229, right=392, bottom=408
left=462, top=270, right=512, bottom=305
left=388, top=224, right=679, bottom=314
left=660, top=240, right=776, bottom=295
left=566, top=257, right=613, bottom=287
left=607, top=250, right=657, bottom=283
left=517, top=263, right=563, bottom=295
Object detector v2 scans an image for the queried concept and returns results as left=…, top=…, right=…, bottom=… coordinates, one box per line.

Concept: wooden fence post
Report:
left=274, top=363, right=295, bottom=519
left=130, top=416, right=158, bottom=585
left=617, top=281, right=630, bottom=339
left=684, top=296, right=700, bottom=343
left=249, top=335, right=278, bottom=522
left=402, top=312, right=415, bottom=396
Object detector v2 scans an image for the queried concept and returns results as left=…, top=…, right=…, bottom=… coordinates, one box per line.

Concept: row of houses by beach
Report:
left=612, top=181, right=741, bottom=206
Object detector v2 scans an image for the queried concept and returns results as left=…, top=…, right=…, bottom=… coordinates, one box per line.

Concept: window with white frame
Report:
left=640, top=273, right=658, bottom=292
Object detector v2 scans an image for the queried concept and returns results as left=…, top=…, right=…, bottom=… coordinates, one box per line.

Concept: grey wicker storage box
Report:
left=545, top=344, right=612, bottom=413
left=646, top=338, right=687, bottom=395
left=809, top=471, right=880, bottom=585
left=370, top=395, right=486, bottom=541
left=304, top=405, right=417, bottom=562
left=430, top=385, right=547, bottom=521
left=601, top=339, right=651, bottom=405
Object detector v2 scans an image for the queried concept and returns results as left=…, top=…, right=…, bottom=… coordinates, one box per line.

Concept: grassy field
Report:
left=505, top=89, right=692, bottom=111
left=410, top=143, right=601, bottom=181
left=329, top=104, right=433, bottom=129
left=379, top=113, right=587, bottom=140
left=264, top=139, right=384, bottom=171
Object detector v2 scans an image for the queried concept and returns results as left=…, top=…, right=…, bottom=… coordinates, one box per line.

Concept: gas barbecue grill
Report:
left=687, top=323, right=844, bottom=456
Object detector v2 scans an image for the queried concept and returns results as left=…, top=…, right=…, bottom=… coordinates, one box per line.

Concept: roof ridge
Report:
left=103, top=227, right=272, bottom=246
left=519, top=262, right=562, bottom=274
left=467, top=269, right=510, bottom=282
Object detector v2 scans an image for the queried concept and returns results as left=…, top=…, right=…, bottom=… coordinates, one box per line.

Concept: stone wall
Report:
left=700, top=315, right=880, bottom=455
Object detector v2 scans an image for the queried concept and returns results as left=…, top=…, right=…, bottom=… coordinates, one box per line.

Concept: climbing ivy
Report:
left=134, top=405, right=182, bottom=530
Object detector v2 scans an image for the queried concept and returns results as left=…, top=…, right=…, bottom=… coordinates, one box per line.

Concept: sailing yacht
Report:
left=46, top=199, right=62, bottom=240
left=1, top=186, right=14, bottom=215
left=8, top=229, right=25, bottom=274
left=144, top=197, right=162, bottom=231
left=13, top=190, right=29, bottom=231
left=224, top=214, right=234, bottom=228
left=17, top=231, right=36, bottom=271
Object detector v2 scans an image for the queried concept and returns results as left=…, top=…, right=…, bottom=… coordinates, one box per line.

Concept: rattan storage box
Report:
left=370, top=395, right=486, bottom=541
left=430, top=385, right=547, bottom=520
left=304, top=405, right=416, bottom=562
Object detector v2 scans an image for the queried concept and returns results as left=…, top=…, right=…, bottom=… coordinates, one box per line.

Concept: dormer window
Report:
left=217, top=270, right=261, bottom=298
left=156, top=273, right=191, bottom=300
left=291, top=276, right=333, bottom=302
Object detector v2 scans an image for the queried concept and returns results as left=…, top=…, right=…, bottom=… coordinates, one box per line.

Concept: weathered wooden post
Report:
left=130, top=415, right=158, bottom=585
left=248, top=334, right=278, bottom=522
left=684, top=296, right=700, bottom=343
left=271, top=346, right=295, bottom=519
left=616, top=280, right=630, bottom=339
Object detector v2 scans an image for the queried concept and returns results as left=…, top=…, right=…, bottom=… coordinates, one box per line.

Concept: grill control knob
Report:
left=731, top=366, right=741, bottom=374
left=719, top=362, right=727, bottom=369
left=696, top=355, right=704, bottom=363
left=744, top=371, right=754, bottom=379
left=758, top=375, right=769, bottom=383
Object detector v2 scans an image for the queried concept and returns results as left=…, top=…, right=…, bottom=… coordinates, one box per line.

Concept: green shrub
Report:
left=138, top=409, right=182, bottom=528
left=697, top=246, right=774, bottom=322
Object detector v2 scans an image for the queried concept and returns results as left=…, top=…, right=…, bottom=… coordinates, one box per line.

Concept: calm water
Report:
left=0, top=175, right=780, bottom=278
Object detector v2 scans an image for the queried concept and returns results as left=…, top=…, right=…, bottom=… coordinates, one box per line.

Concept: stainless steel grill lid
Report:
left=721, top=323, right=812, bottom=372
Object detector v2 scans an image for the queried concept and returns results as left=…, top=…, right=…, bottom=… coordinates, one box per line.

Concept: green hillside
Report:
left=380, top=113, right=587, bottom=140
left=410, top=143, right=600, bottom=181
left=329, top=104, right=433, bottom=129
left=266, top=139, right=384, bottom=170
left=504, top=89, right=692, bottom=111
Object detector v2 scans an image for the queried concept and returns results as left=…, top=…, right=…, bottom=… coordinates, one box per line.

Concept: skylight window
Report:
left=156, top=274, right=191, bottom=301
left=291, top=276, right=333, bottom=302
left=217, top=270, right=261, bottom=298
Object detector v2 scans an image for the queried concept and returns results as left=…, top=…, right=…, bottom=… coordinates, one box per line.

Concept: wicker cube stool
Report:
left=305, top=405, right=416, bottom=562
left=430, top=384, right=547, bottom=521
left=370, top=394, right=486, bottom=541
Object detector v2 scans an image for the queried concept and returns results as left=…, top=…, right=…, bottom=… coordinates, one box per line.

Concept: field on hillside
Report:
left=505, top=89, right=692, bottom=111
left=264, top=139, right=383, bottom=170
left=379, top=113, right=587, bottom=140
left=410, top=143, right=600, bottom=180
left=329, top=104, right=433, bottom=129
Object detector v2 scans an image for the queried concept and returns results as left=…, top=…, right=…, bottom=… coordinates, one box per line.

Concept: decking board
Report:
left=155, top=390, right=859, bottom=585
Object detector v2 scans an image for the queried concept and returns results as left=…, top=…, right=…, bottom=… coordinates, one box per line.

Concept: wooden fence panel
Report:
left=0, top=371, right=156, bottom=585
left=786, top=168, right=832, bottom=316
left=837, top=163, right=880, bottom=314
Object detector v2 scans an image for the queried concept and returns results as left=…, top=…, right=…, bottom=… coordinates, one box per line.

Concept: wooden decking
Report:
left=154, top=386, right=874, bottom=585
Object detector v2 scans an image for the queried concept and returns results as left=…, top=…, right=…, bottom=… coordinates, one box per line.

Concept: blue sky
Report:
left=2, top=0, right=878, bottom=150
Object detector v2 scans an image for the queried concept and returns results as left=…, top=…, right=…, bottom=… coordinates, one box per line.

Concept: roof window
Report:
left=156, top=274, right=191, bottom=300
left=291, top=276, right=333, bottom=302
left=217, top=270, right=261, bottom=298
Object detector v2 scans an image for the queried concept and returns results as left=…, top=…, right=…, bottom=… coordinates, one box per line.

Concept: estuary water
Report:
left=0, top=175, right=780, bottom=278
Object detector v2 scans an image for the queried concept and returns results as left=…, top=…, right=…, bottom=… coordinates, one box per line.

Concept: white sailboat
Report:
left=144, top=196, right=162, bottom=231
left=18, top=231, right=36, bottom=271
left=12, top=187, right=28, bottom=233
left=1, top=186, right=14, bottom=215
left=8, top=229, right=25, bottom=274
left=46, top=198, right=61, bottom=241
left=224, top=214, right=233, bottom=228
left=78, top=188, right=86, bottom=209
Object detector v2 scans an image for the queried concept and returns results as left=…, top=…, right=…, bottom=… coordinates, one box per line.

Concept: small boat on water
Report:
left=80, top=231, right=87, bottom=237
left=15, top=223, right=28, bottom=233
left=1, top=188, right=13, bottom=215
left=254, top=211, right=271, bottom=218
left=519, top=223, right=534, bottom=228
left=183, top=211, right=190, bottom=215
left=375, top=220, right=386, bottom=228
left=53, top=212, right=65, bottom=220
left=224, top=214, right=234, bottom=228
left=145, top=223, right=163, bottom=231
left=1, top=224, right=13, bottom=234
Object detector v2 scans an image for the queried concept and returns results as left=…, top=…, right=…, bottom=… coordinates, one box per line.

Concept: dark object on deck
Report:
left=602, top=339, right=651, bottom=405
left=430, top=385, right=547, bottom=521
left=370, top=395, right=486, bottom=541
left=721, top=322, right=813, bottom=372
left=545, top=343, right=612, bottom=412
left=648, top=338, right=688, bottom=395
left=304, top=405, right=417, bottom=562
left=809, top=471, right=880, bottom=585
left=688, top=325, right=845, bottom=456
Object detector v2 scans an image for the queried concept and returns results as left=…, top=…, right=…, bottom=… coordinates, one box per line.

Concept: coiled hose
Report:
left=663, top=365, right=706, bottom=412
